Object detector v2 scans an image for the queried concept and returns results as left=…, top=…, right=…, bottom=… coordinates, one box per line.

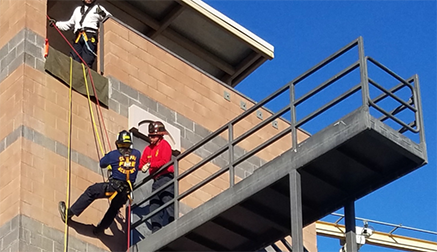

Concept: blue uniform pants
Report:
left=150, top=173, right=175, bottom=232
left=70, top=182, right=128, bottom=229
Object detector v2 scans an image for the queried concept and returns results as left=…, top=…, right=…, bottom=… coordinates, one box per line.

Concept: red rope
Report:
left=127, top=202, right=131, bottom=252
left=46, top=15, right=112, bottom=151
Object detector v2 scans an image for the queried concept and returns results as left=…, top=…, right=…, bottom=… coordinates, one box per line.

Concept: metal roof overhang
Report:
left=47, top=0, right=274, bottom=86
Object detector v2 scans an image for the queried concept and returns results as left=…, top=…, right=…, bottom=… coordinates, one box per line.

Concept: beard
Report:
left=83, top=0, right=95, bottom=6
left=119, top=147, right=132, bottom=157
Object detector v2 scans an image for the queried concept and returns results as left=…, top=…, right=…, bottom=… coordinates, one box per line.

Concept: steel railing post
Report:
left=173, top=156, right=179, bottom=220
left=358, top=37, right=369, bottom=110
left=228, top=123, right=234, bottom=187
left=290, top=82, right=297, bottom=150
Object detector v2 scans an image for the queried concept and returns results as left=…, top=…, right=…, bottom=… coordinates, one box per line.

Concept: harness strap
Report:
left=75, top=31, right=88, bottom=43
left=74, top=32, right=98, bottom=57
left=107, top=191, right=118, bottom=200
left=79, top=4, right=96, bottom=27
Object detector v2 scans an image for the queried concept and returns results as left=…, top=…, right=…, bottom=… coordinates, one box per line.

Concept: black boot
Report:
left=58, top=201, right=73, bottom=223
left=93, top=224, right=105, bottom=235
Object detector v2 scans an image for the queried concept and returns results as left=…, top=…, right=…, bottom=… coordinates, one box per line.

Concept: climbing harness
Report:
left=74, top=31, right=98, bottom=57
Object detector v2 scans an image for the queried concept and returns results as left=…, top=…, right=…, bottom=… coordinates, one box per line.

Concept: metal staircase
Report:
left=130, top=37, right=427, bottom=252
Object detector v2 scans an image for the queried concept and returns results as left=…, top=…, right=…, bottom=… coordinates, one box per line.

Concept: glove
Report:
left=95, top=6, right=106, bottom=18
left=142, top=163, right=150, bottom=173
left=106, top=165, right=112, bottom=178
left=48, top=19, right=56, bottom=27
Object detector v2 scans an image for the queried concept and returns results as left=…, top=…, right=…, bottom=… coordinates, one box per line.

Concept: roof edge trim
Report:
left=181, top=0, right=275, bottom=59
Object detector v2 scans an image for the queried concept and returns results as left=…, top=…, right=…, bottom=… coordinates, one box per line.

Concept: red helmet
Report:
left=148, top=121, right=167, bottom=136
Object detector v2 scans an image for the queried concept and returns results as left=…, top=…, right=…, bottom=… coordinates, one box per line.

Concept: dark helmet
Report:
left=115, top=130, right=133, bottom=148
left=148, top=121, right=167, bottom=136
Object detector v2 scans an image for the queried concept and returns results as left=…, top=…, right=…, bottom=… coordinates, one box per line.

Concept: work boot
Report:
left=92, top=225, right=105, bottom=235
left=151, top=225, right=161, bottom=234
left=58, top=201, right=73, bottom=223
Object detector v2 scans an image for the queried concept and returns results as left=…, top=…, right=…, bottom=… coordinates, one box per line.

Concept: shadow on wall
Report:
left=130, top=204, right=172, bottom=244
left=67, top=215, right=127, bottom=252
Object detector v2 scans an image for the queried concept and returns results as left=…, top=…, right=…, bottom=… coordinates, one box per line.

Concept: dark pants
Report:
left=150, top=173, right=175, bottom=232
left=71, top=32, right=97, bottom=67
left=70, top=181, right=128, bottom=229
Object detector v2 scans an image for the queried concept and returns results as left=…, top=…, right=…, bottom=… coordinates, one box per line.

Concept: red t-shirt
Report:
left=140, top=139, right=174, bottom=177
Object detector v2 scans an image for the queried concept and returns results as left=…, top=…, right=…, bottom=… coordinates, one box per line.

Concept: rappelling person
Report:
left=58, top=130, right=141, bottom=235
left=139, top=121, right=175, bottom=233
left=49, top=0, right=111, bottom=67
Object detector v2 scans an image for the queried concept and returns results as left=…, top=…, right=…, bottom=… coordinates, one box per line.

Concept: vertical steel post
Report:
left=358, top=37, right=369, bottom=110
left=173, top=156, right=179, bottom=220
left=290, top=169, right=303, bottom=252
left=290, top=82, right=298, bottom=150
left=99, top=20, right=104, bottom=74
left=413, top=75, right=426, bottom=153
left=345, top=200, right=358, bottom=252
left=228, top=123, right=234, bottom=187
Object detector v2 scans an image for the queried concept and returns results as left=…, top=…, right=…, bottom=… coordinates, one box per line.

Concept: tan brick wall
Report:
left=0, top=0, right=46, bottom=49
left=103, top=19, right=310, bottom=200
left=0, top=65, right=25, bottom=227
left=0, top=65, right=25, bottom=140
left=0, top=0, right=26, bottom=48
left=274, top=223, right=317, bottom=252
left=22, top=65, right=126, bottom=159
left=20, top=65, right=129, bottom=251
left=24, top=0, right=47, bottom=39
left=0, top=140, right=22, bottom=228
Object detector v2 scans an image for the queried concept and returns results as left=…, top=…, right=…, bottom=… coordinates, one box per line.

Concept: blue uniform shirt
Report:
left=100, top=149, right=141, bottom=183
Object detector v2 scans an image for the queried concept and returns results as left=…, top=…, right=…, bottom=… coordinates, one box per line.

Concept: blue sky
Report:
left=204, top=1, right=436, bottom=251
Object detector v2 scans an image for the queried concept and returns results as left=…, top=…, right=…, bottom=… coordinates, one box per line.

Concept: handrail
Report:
left=367, top=57, right=415, bottom=90
left=130, top=36, right=424, bottom=236
left=368, top=78, right=416, bottom=112
left=329, top=213, right=437, bottom=236
left=294, top=61, right=360, bottom=105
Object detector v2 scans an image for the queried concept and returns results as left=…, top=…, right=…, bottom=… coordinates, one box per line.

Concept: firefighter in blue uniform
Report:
left=58, top=130, right=141, bottom=235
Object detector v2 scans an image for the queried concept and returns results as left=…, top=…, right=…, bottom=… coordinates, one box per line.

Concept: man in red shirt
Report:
left=140, top=121, right=174, bottom=233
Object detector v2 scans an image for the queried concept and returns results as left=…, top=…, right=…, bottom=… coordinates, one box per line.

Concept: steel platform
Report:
left=131, top=37, right=427, bottom=252
left=133, top=108, right=426, bottom=251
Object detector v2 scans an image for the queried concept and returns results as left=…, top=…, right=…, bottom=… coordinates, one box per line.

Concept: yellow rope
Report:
left=63, top=57, right=73, bottom=252
left=81, top=63, right=105, bottom=157
left=62, top=63, right=110, bottom=252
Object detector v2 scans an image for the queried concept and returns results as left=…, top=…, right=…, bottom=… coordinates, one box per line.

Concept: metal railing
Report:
left=330, top=212, right=437, bottom=238
left=130, top=37, right=424, bottom=234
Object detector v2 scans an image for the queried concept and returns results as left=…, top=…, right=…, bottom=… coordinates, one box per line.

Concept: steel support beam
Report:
left=345, top=200, right=358, bottom=252
left=290, top=169, right=304, bottom=252
left=149, top=3, right=185, bottom=39
left=239, top=202, right=289, bottom=234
